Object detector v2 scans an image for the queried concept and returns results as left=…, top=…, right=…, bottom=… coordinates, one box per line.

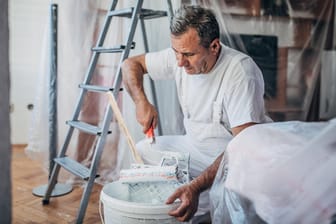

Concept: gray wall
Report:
left=0, top=0, right=12, bottom=223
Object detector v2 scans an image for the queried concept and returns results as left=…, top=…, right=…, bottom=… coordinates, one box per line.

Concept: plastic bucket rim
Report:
left=100, top=189, right=180, bottom=215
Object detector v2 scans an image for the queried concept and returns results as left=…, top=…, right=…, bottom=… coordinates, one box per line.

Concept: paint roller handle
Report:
left=106, top=92, right=144, bottom=164
left=145, top=124, right=155, bottom=144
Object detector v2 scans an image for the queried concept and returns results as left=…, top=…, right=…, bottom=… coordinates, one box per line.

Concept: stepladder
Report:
left=42, top=0, right=173, bottom=223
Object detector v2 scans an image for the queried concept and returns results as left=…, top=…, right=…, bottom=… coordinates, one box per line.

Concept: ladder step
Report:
left=54, top=157, right=98, bottom=180
left=109, top=8, right=167, bottom=19
left=92, top=42, right=135, bottom=53
left=92, top=47, right=123, bottom=53
left=79, top=84, right=112, bottom=92
left=79, top=84, right=123, bottom=93
left=67, top=120, right=111, bottom=135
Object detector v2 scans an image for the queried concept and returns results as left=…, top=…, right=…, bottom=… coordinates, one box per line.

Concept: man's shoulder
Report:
left=145, top=47, right=178, bottom=80
left=220, top=44, right=250, bottom=62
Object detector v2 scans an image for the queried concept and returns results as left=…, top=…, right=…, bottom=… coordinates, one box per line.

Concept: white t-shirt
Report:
left=145, top=43, right=270, bottom=142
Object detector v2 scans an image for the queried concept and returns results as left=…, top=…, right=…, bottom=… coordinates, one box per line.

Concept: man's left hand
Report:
left=166, top=183, right=200, bottom=222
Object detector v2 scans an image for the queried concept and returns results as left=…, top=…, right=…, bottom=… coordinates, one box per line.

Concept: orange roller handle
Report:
left=146, top=125, right=155, bottom=144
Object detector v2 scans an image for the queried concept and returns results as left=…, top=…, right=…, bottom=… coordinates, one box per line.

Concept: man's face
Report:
left=171, top=28, right=219, bottom=74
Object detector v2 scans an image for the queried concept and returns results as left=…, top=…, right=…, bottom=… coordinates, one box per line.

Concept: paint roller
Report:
left=106, top=92, right=180, bottom=183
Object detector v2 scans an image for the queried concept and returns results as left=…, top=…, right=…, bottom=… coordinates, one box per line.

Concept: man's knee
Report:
left=135, top=139, right=164, bottom=165
left=135, top=139, right=147, bottom=156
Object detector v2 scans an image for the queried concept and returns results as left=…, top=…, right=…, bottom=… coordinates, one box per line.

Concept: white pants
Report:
left=136, top=134, right=228, bottom=215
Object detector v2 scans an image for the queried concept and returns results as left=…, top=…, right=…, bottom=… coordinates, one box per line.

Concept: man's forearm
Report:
left=190, top=152, right=224, bottom=193
left=122, top=62, right=147, bottom=104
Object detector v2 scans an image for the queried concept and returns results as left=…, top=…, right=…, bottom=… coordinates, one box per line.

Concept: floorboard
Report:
left=12, top=145, right=102, bottom=224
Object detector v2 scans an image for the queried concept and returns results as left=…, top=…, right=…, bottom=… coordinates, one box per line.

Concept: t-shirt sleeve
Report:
left=224, top=58, right=267, bottom=128
left=145, top=48, right=176, bottom=80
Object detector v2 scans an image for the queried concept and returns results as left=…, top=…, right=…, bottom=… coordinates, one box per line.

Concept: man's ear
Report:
left=210, top=38, right=220, bottom=55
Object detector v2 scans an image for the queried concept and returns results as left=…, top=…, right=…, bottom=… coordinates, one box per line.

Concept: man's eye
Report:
left=173, top=51, right=195, bottom=58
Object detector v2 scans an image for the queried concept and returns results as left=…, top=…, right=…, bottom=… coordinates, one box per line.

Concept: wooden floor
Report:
left=12, top=145, right=102, bottom=224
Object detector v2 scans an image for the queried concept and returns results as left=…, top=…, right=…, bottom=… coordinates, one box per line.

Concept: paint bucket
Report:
left=100, top=181, right=186, bottom=224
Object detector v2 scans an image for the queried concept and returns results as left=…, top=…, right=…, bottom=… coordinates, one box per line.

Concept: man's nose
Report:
left=176, top=54, right=187, bottom=67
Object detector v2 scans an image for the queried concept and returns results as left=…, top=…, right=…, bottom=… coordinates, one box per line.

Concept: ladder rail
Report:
left=111, top=0, right=145, bottom=98
left=77, top=0, right=117, bottom=105
left=42, top=126, right=74, bottom=202
left=81, top=2, right=118, bottom=85
left=166, top=0, right=174, bottom=20
left=75, top=108, right=113, bottom=223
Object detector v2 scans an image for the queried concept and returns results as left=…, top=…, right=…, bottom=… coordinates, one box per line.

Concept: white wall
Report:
left=9, top=0, right=50, bottom=144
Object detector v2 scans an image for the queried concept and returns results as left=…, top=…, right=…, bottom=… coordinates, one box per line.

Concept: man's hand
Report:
left=166, top=152, right=225, bottom=221
left=166, top=182, right=200, bottom=222
left=135, top=100, right=158, bottom=133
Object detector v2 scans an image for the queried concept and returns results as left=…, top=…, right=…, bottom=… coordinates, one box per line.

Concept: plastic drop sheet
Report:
left=210, top=119, right=336, bottom=224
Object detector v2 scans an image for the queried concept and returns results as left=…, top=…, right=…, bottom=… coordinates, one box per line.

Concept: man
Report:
left=122, top=5, right=271, bottom=222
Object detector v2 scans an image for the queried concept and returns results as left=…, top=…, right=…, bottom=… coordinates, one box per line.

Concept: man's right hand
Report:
left=135, top=99, right=158, bottom=133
